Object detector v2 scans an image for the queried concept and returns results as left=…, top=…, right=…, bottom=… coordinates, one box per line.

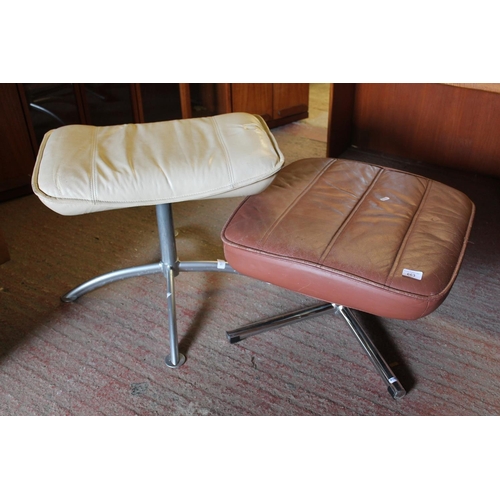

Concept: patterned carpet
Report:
left=1, top=88, right=500, bottom=416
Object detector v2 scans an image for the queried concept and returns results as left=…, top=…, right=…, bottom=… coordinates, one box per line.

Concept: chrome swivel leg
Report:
left=335, top=305, right=406, bottom=399
left=227, top=302, right=406, bottom=399
left=61, top=263, right=162, bottom=302
left=226, top=302, right=336, bottom=343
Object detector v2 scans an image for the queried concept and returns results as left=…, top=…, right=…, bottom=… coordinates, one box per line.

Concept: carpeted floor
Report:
left=1, top=84, right=500, bottom=415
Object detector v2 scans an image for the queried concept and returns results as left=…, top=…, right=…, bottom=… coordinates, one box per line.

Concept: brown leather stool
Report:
left=222, top=158, right=475, bottom=398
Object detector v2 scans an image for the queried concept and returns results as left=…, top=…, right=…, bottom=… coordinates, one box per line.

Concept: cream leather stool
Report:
left=32, top=112, right=284, bottom=368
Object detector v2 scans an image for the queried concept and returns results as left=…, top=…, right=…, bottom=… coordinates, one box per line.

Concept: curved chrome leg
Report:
left=61, top=263, right=163, bottom=302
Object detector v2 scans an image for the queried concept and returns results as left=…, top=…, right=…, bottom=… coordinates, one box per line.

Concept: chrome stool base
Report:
left=227, top=302, right=406, bottom=400
left=61, top=203, right=237, bottom=368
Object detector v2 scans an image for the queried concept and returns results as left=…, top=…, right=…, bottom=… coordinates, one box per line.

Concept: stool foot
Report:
left=165, top=353, right=186, bottom=369
left=387, top=382, right=406, bottom=400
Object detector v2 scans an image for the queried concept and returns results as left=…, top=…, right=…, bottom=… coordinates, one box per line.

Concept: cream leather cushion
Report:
left=32, top=113, right=284, bottom=216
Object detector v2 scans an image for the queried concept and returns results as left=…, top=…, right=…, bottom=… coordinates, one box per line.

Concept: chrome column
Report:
left=156, top=203, right=185, bottom=368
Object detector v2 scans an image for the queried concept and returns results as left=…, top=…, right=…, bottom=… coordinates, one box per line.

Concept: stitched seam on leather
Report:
left=319, top=166, right=383, bottom=264
left=44, top=157, right=282, bottom=207
left=45, top=133, right=63, bottom=194
left=226, top=243, right=440, bottom=300
left=385, top=178, right=431, bottom=287
left=90, top=128, right=98, bottom=204
left=210, top=116, right=234, bottom=186
left=259, top=159, right=338, bottom=247
left=40, top=172, right=272, bottom=206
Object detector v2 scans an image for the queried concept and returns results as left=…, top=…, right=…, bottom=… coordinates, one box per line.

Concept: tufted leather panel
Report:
left=32, top=113, right=284, bottom=216
left=222, top=158, right=475, bottom=320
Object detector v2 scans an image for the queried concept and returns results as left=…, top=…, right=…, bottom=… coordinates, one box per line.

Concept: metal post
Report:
left=156, top=203, right=186, bottom=368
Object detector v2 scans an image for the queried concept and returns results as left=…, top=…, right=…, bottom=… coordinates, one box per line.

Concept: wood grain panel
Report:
left=327, top=83, right=355, bottom=157
left=215, top=84, right=232, bottom=114
left=0, top=84, right=36, bottom=199
left=0, top=227, right=9, bottom=264
left=231, top=83, right=273, bottom=121
left=352, top=83, right=500, bottom=177
left=444, top=83, right=500, bottom=94
left=273, top=83, right=309, bottom=119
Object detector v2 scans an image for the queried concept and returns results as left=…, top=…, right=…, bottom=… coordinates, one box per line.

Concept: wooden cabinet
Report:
left=230, top=83, right=309, bottom=127
left=0, top=83, right=309, bottom=201
left=327, top=83, right=500, bottom=178
left=0, top=227, right=9, bottom=265
left=22, top=83, right=185, bottom=146
left=0, top=84, right=36, bottom=200
left=179, top=83, right=309, bottom=126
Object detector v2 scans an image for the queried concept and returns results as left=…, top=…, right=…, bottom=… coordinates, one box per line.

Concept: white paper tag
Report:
left=402, top=268, right=423, bottom=280
left=217, top=259, right=226, bottom=269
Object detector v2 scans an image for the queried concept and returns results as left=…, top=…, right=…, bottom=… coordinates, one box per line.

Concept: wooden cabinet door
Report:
left=231, top=83, right=274, bottom=122
left=272, top=83, right=309, bottom=120
left=0, top=84, right=36, bottom=200
left=231, top=83, right=309, bottom=126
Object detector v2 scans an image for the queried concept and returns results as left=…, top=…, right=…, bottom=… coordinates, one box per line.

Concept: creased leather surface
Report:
left=222, top=158, right=475, bottom=320
left=32, top=113, right=284, bottom=215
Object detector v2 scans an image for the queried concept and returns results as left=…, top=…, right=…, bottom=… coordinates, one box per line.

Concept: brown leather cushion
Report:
left=221, top=158, right=475, bottom=320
